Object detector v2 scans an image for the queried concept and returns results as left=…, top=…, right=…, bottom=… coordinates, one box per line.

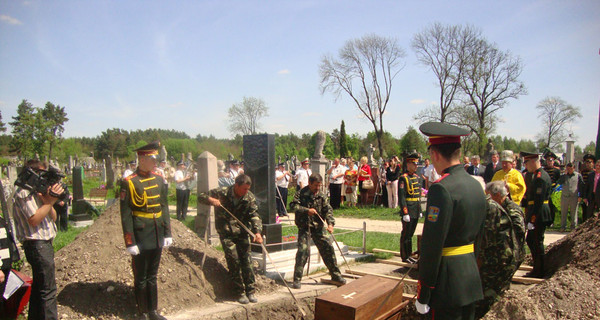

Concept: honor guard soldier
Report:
left=290, top=173, right=346, bottom=289
left=521, top=151, right=553, bottom=278
left=415, top=122, right=487, bottom=319
left=543, top=150, right=561, bottom=223
left=197, top=174, right=263, bottom=304
left=120, top=141, right=172, bottom=320
left=398, top=153, right=421, bottom=263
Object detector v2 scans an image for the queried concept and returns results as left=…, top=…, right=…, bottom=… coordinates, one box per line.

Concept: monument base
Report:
left=252, top=223, right=282, bottom=253
left=69, top=214, right=93, bottom=227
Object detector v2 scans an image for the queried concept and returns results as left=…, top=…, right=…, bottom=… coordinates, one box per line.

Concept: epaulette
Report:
left=152, top=170, right=164, bottom=178
left=434, top=173, right=450, bottom=183
left=124, top=173, right=137, bottom=181
left=536, top=172, right=541, bottom=178
left=403, top=173, right=408, bottom=177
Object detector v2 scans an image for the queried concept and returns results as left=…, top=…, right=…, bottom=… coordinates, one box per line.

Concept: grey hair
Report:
left=471, top=155, right=480, bottom=161
left=486, top=181, right=508, bottom=197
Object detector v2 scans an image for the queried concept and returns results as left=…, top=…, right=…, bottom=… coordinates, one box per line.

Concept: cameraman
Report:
left=12, top=159, right=62, bottom=320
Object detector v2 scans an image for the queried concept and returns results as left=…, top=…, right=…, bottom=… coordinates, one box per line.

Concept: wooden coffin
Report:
left=315, top=275, right=405, bottom=320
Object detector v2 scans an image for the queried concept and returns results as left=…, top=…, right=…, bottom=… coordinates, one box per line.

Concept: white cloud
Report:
left=410, top=99, right=426, bottom=104
left=277, top=69, right=290, bottom=75
left=0, top=15, right=22, bottom=25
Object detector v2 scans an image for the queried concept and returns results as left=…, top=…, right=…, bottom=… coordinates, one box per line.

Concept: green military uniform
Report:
left=197, top=186, right=262, bottom=296
left=120, top=142, right=171, bottom=319
left=475, top=197, right=525, bottom=318
left=398, top=154, right=422, bottom=261
left=290, top=185, right=343, bottom=283
left=417, top=122, right=487, bottom=319
left=522, top=160, right=552, bottom=278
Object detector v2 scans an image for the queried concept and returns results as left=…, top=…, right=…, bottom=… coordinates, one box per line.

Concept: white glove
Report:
left=126, top=245, right=140, bottom=256
left=527, top=222, right=535, bottom=230
left=415, top=300, right=430, bottom=314
left=163, top=237, right=173, bottom=247
left=402, top=215, right=410, bottom=223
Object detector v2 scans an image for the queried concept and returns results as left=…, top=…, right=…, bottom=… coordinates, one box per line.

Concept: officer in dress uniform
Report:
left=521, top=151, right=553, bottom=278
left=120, top=141, right=171, bottom=320
left=398, top=153, right=421, bottom=263
left=543, top=150, right=561, bottom=224
left=415, top=122, right=487, bottom=319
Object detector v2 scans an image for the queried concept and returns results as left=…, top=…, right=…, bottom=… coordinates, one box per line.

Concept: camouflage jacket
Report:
left=290, top=186, right=335, bottom=230
left=197, top=186, right=262, bottom=237
left=478, top=196, right=526, bottom=273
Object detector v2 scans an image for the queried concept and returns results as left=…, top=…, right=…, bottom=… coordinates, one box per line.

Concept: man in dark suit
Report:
left=466, top=155, right=485, bottom=177
left=580, top=154, right=596, bottom=222
left=584, top=160, right=600, bottom=221
left=483, top=150, right=501, bottom=183
left=415, top=122, right=487, bottom=319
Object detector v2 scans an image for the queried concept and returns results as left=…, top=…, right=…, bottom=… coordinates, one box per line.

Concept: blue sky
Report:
left=1, top=1, right=599, bottom=149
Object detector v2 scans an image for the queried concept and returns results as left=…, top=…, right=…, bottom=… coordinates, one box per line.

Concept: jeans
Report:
left=23, top=240, right=57, bottom=320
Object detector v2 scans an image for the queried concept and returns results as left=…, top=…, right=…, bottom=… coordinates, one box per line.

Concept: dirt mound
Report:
left=484, top=218, right=600, bottom=319
left=36, top=203, right=277, bottom=319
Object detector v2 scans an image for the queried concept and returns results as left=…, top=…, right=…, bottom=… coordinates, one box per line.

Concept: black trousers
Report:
left=400, top=204, right=420, bottom=260
left=275, top=186, right=288, bottom=215
left=526, top=223, right=546, bottom=276
left=329, top=184, right=342, bottom=209
left=23, top=240, right=57, bottom=320
left=176, top=189, right=190, bottom=220
left=429, top=303, right=475, bottom=320
left=132, top=248, right=162, bottom=314
left=55, top=205, right=69, bottom=232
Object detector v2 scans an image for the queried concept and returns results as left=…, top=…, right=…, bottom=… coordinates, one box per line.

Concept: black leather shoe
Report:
left=238, top=294, right=249, bottom=304
left=291, top=281, right=301, bottom=289
left=137, top=313, right=150, bottom=320
left=247, top=293, right=258, bottom=303
left=148, top=310, right=167, bottom=320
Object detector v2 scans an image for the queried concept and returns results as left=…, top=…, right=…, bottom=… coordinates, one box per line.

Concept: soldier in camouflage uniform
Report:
left=475, top=181, right=526, bottom=318
left=290, top=173, right=346, bottom=289
left=120, top=142, right=171, bottom=320
left=197, top=174, right=263, bottom=304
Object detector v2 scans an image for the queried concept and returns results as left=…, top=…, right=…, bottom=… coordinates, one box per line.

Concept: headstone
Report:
left=195, top=152, right=218, bottom=244
left=105, top=156, right=115, bottom=189
left=71, top=166, right=93, bottom=226
left=313, top=130, right=327, bottom=160
left=565, top=139, right=575, bottom=165
left=68, top=156, right=74, bottom=171
left=311, top=158, right=328, bottom=194
left=243, top=134, right=281, bottom=252
left=159, top=145, right=168, bottom=162
left=100, top=159, right=107, bottom=183
left=6, top=166, right=18, bottom=186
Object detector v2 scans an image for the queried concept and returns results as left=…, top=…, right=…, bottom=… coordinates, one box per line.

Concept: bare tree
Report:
left=412, top=23, right=480, bottom=123
left=227, top=97, right=269, bottom=136
left=460, top=39, right=527, bottom=155
left=319, top=34, right=406, bottom=156
left=536, top=96, right=582, bottom=149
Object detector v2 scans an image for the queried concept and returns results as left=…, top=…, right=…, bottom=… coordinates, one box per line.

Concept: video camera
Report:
left=14, top=166, right=68, bottom=200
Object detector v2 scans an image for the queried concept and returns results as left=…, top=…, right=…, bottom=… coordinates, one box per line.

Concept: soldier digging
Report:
left=415, top=122, right=487, bottom=319
left=521, top=151, right=553, bottom=278
left=120, top=141, right=172, bottom=320
left=197, top=174, right=263, bottom=304
left=398, top=153, right=421, bottom=263
left=290, top=173, right=346, bottom=289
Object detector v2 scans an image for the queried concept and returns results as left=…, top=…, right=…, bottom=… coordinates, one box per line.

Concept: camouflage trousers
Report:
left=293, top=227, right=342, bottom=281
left=475, top=263, right=516, bottom=318
left=220, top=233, right=255, bottom=295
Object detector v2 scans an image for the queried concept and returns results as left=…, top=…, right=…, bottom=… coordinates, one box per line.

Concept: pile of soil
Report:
left=25, top=203, right=278, bottom=319
left=484, top=217, right=600, bottom=319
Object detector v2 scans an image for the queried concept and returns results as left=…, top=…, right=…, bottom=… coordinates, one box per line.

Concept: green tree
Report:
left=584, top=141, right=595, bottom=155
left=95, top=128, right=131, bottom=159
left=9, top=100, right=36, bottom=159
left=535, top=96, right=582, bottom=150
left=40, top=102, right=69, bottom=159
left=339, top=120, right=349, bottom=158
left=365, top=131, right=400, bottom=159
left=320, top=34, right=406, bottom=157
left=399, top=126, right=427, bottom=155
left=0, top=111, right=6, bottom=132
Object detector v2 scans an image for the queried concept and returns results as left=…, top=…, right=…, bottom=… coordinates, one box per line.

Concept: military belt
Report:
left=132, top=210, right=162, bottom=219
left=406, top=198, right=420, bottom=201
left=441, top=244, right=474, bottom=256
left=527, top=200, right=549, bottom=205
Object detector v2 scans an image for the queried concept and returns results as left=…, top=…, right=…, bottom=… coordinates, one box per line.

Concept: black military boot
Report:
left=238, top=293, right=250, bottom=304
left=291, top=280, right=301, bottom=289
left=148, top=310, right=167, bottom=320
left=247, top=293, right=258, bottom=303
